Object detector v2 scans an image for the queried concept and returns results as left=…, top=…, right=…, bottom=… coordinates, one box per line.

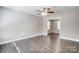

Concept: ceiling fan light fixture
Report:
left=41, top=12, right=47, bottom=16
left=36, top=7, right=54, bottom=16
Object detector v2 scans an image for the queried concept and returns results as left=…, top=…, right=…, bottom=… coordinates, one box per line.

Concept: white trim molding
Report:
left=60, top=36, right=79, bottom=42
left=0, top=33, right=43, bottom=45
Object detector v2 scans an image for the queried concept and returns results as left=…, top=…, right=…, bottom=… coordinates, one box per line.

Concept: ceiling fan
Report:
left=36, top=8, right=54, bottom=16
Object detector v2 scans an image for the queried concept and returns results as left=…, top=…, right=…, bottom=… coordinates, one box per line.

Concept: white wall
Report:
left=0, top=7, right=43, bottom=43
left=60, top=12, right=79, bottom=40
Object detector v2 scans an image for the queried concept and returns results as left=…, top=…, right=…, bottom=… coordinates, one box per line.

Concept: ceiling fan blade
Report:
left=48, top=11, right=54, bottom=13
left=37, top=13, right=41, bottom=15
left=36, top=10, right=43, bottom=12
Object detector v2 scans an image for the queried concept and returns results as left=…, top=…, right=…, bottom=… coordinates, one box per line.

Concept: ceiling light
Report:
left=41, top=12, right=47, bottom=16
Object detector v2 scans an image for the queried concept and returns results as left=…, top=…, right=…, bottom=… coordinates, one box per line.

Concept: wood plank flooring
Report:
left=0, top=33, right=79, bottom=53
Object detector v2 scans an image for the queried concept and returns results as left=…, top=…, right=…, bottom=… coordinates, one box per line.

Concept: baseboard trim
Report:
left=0, top=33, right=43, bottom=45
left=60, top=36, right=79, bottom=42
left=48, top=32, right=59, bottom=34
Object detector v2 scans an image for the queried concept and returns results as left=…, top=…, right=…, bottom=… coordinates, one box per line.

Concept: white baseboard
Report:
left=60, top=36, right=79, bottom=42
left=48, top=31, right=59, bottom=34
left=0, top=33, right=43, bottom=45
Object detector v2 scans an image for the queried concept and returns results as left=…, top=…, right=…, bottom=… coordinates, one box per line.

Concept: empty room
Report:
left=0, top=6, right=79, bottom=53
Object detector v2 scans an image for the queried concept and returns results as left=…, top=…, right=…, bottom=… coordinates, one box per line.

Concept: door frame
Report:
left=46, top=17, right=61, bottom=35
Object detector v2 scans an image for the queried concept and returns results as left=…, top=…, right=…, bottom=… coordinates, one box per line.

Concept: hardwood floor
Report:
left=0, top=33, right=79, bottom=53
left=0, top=43, right=18, bottom=53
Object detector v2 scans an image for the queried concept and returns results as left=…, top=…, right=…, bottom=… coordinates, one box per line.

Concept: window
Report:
left=48, top=21, right=50, bottom=30
left=57, top=21, right=60, bottom=32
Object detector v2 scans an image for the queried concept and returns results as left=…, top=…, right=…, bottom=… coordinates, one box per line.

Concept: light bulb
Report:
left=41, top=12, right=47, bottom=16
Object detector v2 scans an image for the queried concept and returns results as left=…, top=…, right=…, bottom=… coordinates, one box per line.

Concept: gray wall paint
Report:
left=0, top=7, right=43, bottom=43
left=60, top=12, right=79, bottom=40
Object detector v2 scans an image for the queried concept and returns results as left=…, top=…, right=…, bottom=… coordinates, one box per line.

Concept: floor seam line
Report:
left=13, top=42, right=21, bottom=53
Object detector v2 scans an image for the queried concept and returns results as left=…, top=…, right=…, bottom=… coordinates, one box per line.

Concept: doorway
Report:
left=47, top=19, right=60, bottom=35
